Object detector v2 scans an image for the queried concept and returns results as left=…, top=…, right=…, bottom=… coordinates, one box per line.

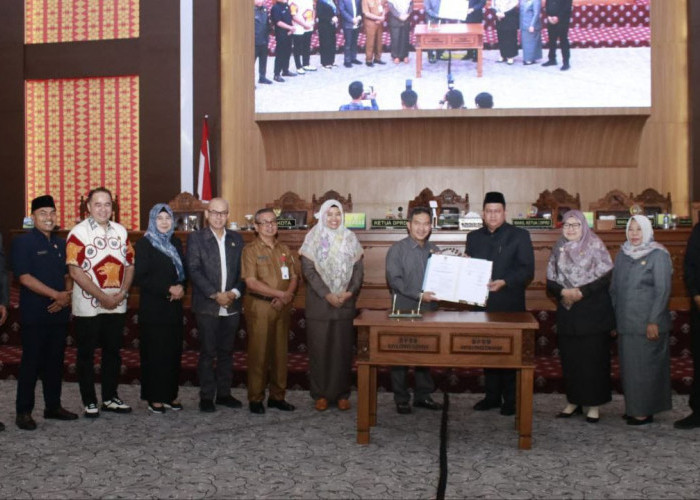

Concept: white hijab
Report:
left=621, top=215, right=669, bottom=260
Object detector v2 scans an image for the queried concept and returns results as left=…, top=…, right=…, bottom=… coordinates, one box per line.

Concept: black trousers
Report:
left=255, top=44, right=268, bottom=79
left=546, top=23, right=570, bottom=63
left=689, top=311, right=700, bottom=413
left=16, top=323, right=67, bottom=414
left=293, top=31, right=312, bottom=69
left=196, top=313, right=239, bottom=400
left=343, top=27, right=359, bottom=64
left=274, top=32, right=292, bottom=76
left=75, top=314, right=126, bottom=405
left=139, top=322, right=183, bottom=403
left=483, top=368, right=516, bottom=408
left=318, top=21, right=336, bottom=66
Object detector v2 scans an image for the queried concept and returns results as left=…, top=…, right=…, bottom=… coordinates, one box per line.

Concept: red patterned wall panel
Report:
left=25, top=0, right=139, bottom=44
left=25, top=76, right=140, bottom=230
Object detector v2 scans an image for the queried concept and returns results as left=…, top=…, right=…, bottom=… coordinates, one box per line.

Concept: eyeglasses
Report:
left=563, top=223, right=582, bottom=229
left=256, top=219, right=277, bottom=227
left=209, top=210, right=229, bottom=217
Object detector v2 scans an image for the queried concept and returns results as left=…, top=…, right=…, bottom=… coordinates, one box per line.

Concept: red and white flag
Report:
left=197, top=116, right=212, bottom=201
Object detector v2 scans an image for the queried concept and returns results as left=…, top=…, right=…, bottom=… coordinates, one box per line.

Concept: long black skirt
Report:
left=140, top=322, right=183, bottom=403
left=559, top=333, right=612, bottom=406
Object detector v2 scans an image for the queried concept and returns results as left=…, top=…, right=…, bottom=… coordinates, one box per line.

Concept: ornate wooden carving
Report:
left=633, top=188, right=672, bottom=214
left=312, top=190, right=353, bottom=214
left=407, top=188, right=469, bottom=215
left=168, top=192, right=208, bottom=212
left=534, top=188, right=581, bottom=223
left=266, top=191, right=314, bottom=226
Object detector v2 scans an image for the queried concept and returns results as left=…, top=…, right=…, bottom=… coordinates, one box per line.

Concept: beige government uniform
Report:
left=363, top=0, right=385, bottom=63
left=241, top=237, right=297, bottom=403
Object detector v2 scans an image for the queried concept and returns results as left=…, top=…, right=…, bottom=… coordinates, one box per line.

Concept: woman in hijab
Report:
left=300, top=200, right=364, bottom=411
left=493, top=0, right=519, bottom=64
left=611, top=215, right=672, bottom=425
left=547, top=210, right=615, bottom=423
left=135, top=203, right=186, bottom=413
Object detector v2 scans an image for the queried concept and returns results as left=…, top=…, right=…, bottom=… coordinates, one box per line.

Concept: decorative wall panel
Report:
left=25, top=76, right=140, bottom=229
left=25, top=0, right=139, bottom=44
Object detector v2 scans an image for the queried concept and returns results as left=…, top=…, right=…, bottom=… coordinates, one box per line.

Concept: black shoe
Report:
left=500, top=405, right=516, bottom=416
left=268, top=399, right=295, bottom=411
left=199, top=399, right=216, bottom=413
left=396, top=402, right=412, bottom=414
left=344, top=62, right=353, bottom=68
left=365, top=61, right=374, bottom=67
left=556, top=405, right=583, bottom=418
left=429, top=54, right=437, bottom=64
left=374, top=59, right=386, bottom=65
left=542, top=60, right=557, bottom=67
left=561, top=63, right=570, bottom=71
left=273, top=75, right=285, bottom=83
left=0, top=421, right=4, bottom=432
left=44, top=407, right=78, bottom=420
left=413, top=399, right=443, bottom=411
left=674, top=413, right=700, bottom=429
left=473, top=398, right=501, bottom=411
left=586, top=416, right=600, bottom=424
left=148, top=403, right=166, bottom=414
left=216, top=395, right=243, bottom=409
left=249, top=401, right=265, bottom=414
left=282, top=71, right=297, bottom=77
left=16, top=413, right=37, bottom=431
left=258, top=77, right=273, bottom=84
left=627, top=415, right=654, bottom=426
left=351, top=59, right=362, bottom=65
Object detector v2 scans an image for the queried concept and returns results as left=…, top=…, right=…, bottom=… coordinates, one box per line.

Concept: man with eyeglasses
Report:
left=186, top=197, right=246, bottom=413
left=465, top=192, right=534, bottom=417
left=241, top=208, right=298, bottom=414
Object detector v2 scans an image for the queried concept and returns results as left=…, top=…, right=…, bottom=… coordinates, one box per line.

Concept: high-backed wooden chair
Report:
left=168, top=192, right=208, bottom=231
left=266, top=191, right=313, bottom=227
left=534, top=188, right=581, bottom=223
left=589, top=189, right=634, bottom=220
left=632, top=188, right=672, bottom=217
left=312, top=190, right=353, bottom=216
left=407, top=188, right=469, bottom=216
left=79, top=194, right=120, bottom=223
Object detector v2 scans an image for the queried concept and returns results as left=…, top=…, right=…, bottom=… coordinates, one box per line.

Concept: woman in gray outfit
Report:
left=611, top=215, right=672, bottom=425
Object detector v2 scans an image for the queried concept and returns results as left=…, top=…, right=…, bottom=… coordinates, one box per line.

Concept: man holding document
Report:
left=385, top=207, right=444, bottom=415
left=465, top=192, right=535, bottom=416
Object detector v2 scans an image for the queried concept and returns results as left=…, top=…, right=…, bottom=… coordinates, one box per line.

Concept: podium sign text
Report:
left=378, top=333, right=440, bottom=353
left=451, top=334, right=513, bottom=354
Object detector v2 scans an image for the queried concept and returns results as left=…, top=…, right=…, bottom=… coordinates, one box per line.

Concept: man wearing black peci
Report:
left=465, top=192, right=534, bottom=416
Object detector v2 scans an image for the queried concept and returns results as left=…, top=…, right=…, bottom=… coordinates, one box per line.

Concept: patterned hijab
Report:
left=547, top=210, right=614, bottom=289
left=621, top=214, right=669, bottom=260
left=299, top=199, right=364, bottom=294
left=145, top=203, right=185, bottom=282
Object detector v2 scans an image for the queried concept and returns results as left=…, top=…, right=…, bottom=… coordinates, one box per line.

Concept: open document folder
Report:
left=421, top=254, right=493, bottom=307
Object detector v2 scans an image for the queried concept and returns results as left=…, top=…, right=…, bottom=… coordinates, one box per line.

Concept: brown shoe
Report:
left=315, top=397, right=328, bottom=411
left=337, top=399, right=351, bottom=411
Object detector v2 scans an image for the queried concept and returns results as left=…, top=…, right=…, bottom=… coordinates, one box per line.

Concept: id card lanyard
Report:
left=281, top=253, right=290, bottom=280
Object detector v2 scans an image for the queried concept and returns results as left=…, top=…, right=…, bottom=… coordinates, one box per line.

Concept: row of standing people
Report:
left=255, top=0, right=573, bottom=85
left=2, top=190, right=699, bottom=430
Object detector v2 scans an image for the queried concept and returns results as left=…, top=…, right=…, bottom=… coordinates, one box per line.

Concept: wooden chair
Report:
left=632, top=188, right=672, bottom=217
left=534, top=188, right=581, bottom=224
left=408, top=188, right=469, bottom=216
left=589, top=189, right=635, bottom=220
left=266, top=191, right=313, bottom=228
left=168, top=192, right=208, bottom=231
left=79, top=194, right=120, bottom=223
left=312, top=190, right=353, bottom=216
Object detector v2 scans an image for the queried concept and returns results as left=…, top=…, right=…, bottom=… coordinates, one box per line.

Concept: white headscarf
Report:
left=299, top=199, right=364, bottom=293
left=621, top=214, right=669, bottom=260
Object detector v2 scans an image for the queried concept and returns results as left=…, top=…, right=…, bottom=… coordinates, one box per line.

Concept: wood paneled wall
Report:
left=220, top=0, right=688, bottom=225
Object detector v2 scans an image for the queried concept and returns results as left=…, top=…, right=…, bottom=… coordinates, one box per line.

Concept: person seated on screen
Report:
left=339, top=81, right=379, bottom=111
left=439, top=89, right=466, bottom=109
left=401, top=89, right=418, bottom=109
left=475, top=92, right=493, bottom=109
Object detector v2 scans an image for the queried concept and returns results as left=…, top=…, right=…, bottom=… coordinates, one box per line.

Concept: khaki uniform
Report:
left=241, top=237, right=298, bottom=402
left=363, top=0, right=385, bottom=63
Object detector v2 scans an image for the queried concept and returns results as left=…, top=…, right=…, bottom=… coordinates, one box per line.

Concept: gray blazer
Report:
left=186, top=228, right=245, bottom=316
left=611, top=249, right=672, bottom=335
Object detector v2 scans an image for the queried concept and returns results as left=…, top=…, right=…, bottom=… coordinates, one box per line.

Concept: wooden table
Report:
left=413, top=23, right=484, bottom=78
left=354, top=309, right=539, bottom=449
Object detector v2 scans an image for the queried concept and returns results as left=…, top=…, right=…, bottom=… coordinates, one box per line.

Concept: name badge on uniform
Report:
left=280, top=253, right=290, bottom=280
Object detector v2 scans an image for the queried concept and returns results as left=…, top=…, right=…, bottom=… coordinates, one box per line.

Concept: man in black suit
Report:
left=542, top=0, right=573, bottom=70
left=339, top=0, right=363, bottom=68
left=465, top=192, right=534, bottom=416
left=187, top=197, right=246, bottom=412
left=0, top=233, right=8, bottom=432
